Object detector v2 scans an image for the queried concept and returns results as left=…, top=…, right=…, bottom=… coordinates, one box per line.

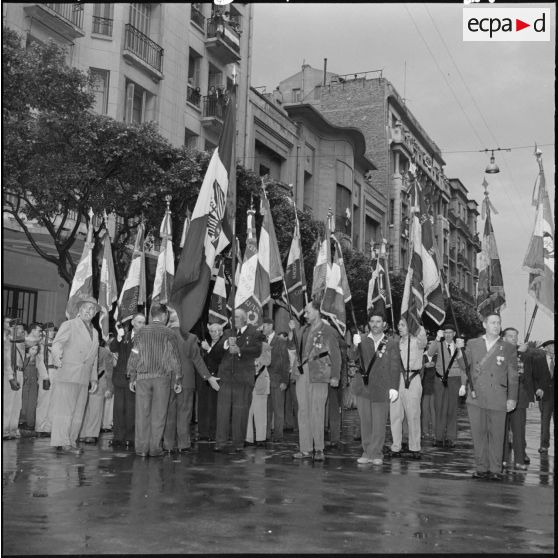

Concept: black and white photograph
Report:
left=2, top=1, right=554, bottom=554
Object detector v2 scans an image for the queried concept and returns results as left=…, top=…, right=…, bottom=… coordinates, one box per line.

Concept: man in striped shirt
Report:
left=127, top=304, right=181, bottom=457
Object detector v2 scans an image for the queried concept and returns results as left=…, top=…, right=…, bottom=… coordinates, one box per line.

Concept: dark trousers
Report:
left=196, top=374, right=218, bottom=439
left=467, top=404, right=506, bottom=474
left=20, top=364, right=38, bottom=428
left=503, top=407, right=526, bottom=464
left=327, top=384, right=342, bottom=442
left=539, top=398, right=554, bottom=449
left=113, top=384, right=136, bottom=443
left=135, top=376, right=171, bottom=455
left=266, top=385, right=286, bottom=440
left=215, top=381, right=252, bottom=449
left=433, top=377, right=460, bottom=442
left=163, top=387, right=194, bottom=450
left=284, top=380, right=298, bottom=430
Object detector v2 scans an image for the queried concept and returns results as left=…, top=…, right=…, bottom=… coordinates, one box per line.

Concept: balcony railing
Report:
left=207, top=18, right=240, bottom=54
left=45, top=3, right=83, bottom=28
left=202, top=95, right=225, bottom=120
left=190, top=4, right=205, bottom=29
left=123, top=24, right=163, bottom=73
left=187, top=85, right=201, bottom=108
left=335, top=215, right=352, bottom=236
left=92, top=15, right=113, bottom=36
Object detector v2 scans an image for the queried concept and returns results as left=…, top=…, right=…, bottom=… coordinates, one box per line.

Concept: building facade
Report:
left=2, top=2, right=253, bottom=324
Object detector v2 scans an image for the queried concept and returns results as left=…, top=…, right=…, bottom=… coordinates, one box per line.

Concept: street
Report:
left=2, top=404, right=553, bottom=555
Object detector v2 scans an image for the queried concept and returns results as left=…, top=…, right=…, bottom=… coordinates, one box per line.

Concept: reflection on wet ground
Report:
left=2, top=404, right=553, bottom=554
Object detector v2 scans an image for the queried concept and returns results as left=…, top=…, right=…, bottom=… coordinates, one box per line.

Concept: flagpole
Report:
left=229, top=72, right=238, bottom=335
left=380, top=239, right=395, bottom=328
left=524, top=304, right=538, bottom=343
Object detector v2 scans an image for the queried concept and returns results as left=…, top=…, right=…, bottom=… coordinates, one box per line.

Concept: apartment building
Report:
left=2, top=2, right=253, bottom=324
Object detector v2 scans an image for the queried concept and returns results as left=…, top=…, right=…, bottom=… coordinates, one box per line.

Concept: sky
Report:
left=250, top=1, right=555, bottom=342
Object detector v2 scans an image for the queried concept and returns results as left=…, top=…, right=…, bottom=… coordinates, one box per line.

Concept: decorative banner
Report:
left=208, top=257, right=229, bottom=326
left=152, top=197, right=175, bottom=306
left=98, top=229, right=117, bottom=340
left=282, top=216, right=307, bottom=319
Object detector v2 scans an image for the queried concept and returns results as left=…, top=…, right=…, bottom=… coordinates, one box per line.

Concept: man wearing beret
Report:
left=460, top=313, right=518, bottom=481
left=49, top=295, right=100, bottom=454
left=427, top=323, right=465, bottom=448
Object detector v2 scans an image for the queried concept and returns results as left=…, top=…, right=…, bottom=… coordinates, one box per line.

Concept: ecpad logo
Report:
left=463, top=8, right=550, bottom=41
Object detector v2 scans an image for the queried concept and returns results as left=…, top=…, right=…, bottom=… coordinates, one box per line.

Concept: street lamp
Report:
left=481, top=147, right=511, bottom=174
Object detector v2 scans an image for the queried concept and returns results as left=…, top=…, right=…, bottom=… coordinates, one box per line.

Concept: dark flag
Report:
left=282, top=215, right=307, bottom=319
left=208, top=257, right=229, bottom=326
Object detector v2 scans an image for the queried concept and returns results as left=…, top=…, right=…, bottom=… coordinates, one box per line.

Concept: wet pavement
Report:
left=2, top=403, right=554, bottom=554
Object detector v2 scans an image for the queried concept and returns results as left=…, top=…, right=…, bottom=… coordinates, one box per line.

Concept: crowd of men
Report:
left=3, top=296, right=554, bottom=481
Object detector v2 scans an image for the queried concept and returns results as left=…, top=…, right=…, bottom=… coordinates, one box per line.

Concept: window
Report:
left=129, top=2, right=151, bottom=35
left=314, top=85, right=322, bottom=100
left=184, top=128, right=198, bottom=150
left=291, top=88, right=301, bottom=103
left=208, top=63, right=223, bottom=91
left=90, top=68, right=109, bottom=115
left=2, top=286, right=37, bottom=325
left=335, top=184, right=352, bottom=235
left=204, top=139, right=217, bottom=152
left=92, top=3, right=113, bottom=36
left=187, top=49, right=201, bottom=107
left=259, top=164, right=270, bottom=177
left=124, top=80, right=153, bottom=124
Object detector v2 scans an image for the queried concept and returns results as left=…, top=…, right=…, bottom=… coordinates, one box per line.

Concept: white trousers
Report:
left=390, top=374, right=422, bottom=452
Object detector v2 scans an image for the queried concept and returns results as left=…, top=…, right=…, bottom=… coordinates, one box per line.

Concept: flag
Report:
left=98, top=230, right=117, bottom=340
left=226, top=236, right=242, bottom=314
left=522, top=151, right=554, bottom=317
left=367, top=256, right=390, bottom=318
left=115, top=223, right=146, bottom=323
left=312, top=232, right=329, bottom=301
left=476, top=198, right=506, bottom=318
left=65, top=211, right=94, bottom=319
left=180, top=207, right=191, bottom=248
left=235, top=208, right=263, bottom=326
left=152, top=205, right=175, bottom=306
left=321, top=234, right=349, bottom=335
left=170, top=86, right=236, bottom=334
left=208, top=257, right=229, bottom=325
left=401, top=183, right=446, bottom=335
left=282, top=216, right=307, bottom=319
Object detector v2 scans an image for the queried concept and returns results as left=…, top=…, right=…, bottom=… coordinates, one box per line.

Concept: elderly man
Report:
left=262, top=317, right=289, bottom=443
left=460, top=313, right=518, bottom=481
left=163, top=308, right=220, bottom=453
left=198, top=322, right=226, bottom=442
left=110, top=313, right=145, bottom=448
left=427, top=323, right=466, bottom=449
left=532, top=340, right=554, bottom=455
left=214, top=308, right=263, bottom=453
left=288, top=300, right=342, bottom=462
left=49, top=296, right=100, bottom=454
left=351, top=311, right=400, bottom=465
left=127, top=304, right=181, bottom=458
left=389, top=319, right=428, bottom=459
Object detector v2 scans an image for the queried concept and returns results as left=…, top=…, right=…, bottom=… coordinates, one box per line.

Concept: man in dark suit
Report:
left=262, top=318, right=289, bottom=442
left=532, top=340, right=554, bottom=454
left=164, top=308, right=220, bottom=453
left=350, top=311, right=401, bottom=465
left=110, top=313, right=145, bottom=448
left=460, top=313, right=518, bottom=481
left=215, top=308, right=263, bottom=452
left=501, top=327, right=535, bottom=470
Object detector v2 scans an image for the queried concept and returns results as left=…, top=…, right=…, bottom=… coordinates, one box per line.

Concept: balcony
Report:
left=123, top=24, right=164, bottom=80
left=443, top=254, right=449, bottom=266
left=206, top=18, right=241, bottom=64
left=92, top=15, right=113, bottom=36
left=190, top=4, right=205, bottom=30
left=187, top=85, right=201, bottom=109
left=449, top=247, right=456, bottom=261
left=201, top=95, right=225, bottom=131
left=23, top=3, right=85, bottom=40
left=447, top=209, right=457, bottom=227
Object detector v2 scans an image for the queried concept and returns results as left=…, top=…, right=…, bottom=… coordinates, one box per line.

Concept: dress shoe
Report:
left=149, top=450, right=164, bottom=457
left=472, top=471, right=489, bottom=479
left=445, top=440, right=455, bottom=449
left=135, top=451, right=148, bottom=457
left=513, top=463, right=528, bottom=471
left=388, top=450, right=402, bottom=458
left=502, top=461, right=509, bottom=468
left=163, top=448, right=175, bottom=454
left=353, top=435, right=362, bottom=442
left=433, top=440, right=444, bottom=448
left=213, top=445, right=224, bottom=452
left=538, top=447, right=548, bottom=454
left=524, top=456, right=530, bottom=464
left=255, top=441, right=267, bottom=448
left=292, top=451, right=312, bottom=459
left=197, top=436, right=210, bottom=442
left=409, top=451, right=422, bottom=460
left=125, top=440, right=134, bottom=449
left=109, top=439, right=123, bottom=447
left=313, top=450, right=325, bottom=461
left=371, top=458, right=383, bottom=466
left=489, top=472, right=503, bottom=481
left=357, top=456, right=373, bottom=464
left=84, top=437, right=97, bottom=444
left=179, top=447, right=193, bottom=453
left=62, top=445, right=83, bottom=454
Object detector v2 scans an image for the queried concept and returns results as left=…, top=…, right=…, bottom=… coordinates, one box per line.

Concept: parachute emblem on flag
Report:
left=208, top=180, right=226, bottom=247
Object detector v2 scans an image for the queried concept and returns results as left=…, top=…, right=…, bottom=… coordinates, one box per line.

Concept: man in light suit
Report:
left=262, top=317, right=289, bottom=442
left=460, top=312, right=518, bottom=481
left=49, top=296, right=100, bottom=454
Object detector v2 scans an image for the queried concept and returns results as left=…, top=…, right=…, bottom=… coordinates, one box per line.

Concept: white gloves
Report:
left=506, top=400, right=517, bottom=413
left=208, top=376, right=220, bottom=392
left=535, top=388, right=544, bottom=399
left=201, top=340, right=211, bottom=352
left=459, top=385, right=466, bottom=397
left=174, top=383, right=183, bottom=394
left=456, top=338, right=465, bottom=349
left=436, top=330, right=444, bottom=341
left=116, top=326, right=125, bottom=342
left=353, top=333, right=362, bottom=346
left=129, top=380, right=136, bottom=393
left=388, top=389, right=398, bottom=403
left=89, top=380, right=98, bottom=394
